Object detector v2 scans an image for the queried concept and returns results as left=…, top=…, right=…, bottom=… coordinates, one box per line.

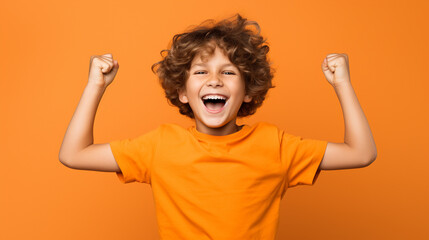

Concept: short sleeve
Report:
left=109, top=127, right=160, bottom=184
left=280, top=131, right=328, bottom=188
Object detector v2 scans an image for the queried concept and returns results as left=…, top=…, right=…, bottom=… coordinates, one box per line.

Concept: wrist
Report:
left=85, top=83, right=107, bottom=93
left=333, top=80, right=352, bottom=90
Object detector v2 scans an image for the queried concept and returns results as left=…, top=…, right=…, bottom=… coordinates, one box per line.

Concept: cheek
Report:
left=185, top=80, right=202, bottom=100
left=232, top=80, right=246, bottom=96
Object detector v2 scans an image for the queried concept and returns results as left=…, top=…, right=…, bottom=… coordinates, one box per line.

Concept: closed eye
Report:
left=223, top=71, right=235, bottom=75
left=193, top=71, right=236, bottom=75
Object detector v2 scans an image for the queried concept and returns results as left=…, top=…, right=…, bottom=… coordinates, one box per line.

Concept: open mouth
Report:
left=202, top=95, right=228, bottom=112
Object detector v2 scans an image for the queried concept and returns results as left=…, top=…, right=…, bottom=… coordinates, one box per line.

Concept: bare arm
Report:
left=318, top=54, right=377, bottom=170
left=58, top=54, right=120, bottom=172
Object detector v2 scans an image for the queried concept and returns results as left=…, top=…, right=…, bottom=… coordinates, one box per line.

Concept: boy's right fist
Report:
left=88, top=53, right=119, bottom=89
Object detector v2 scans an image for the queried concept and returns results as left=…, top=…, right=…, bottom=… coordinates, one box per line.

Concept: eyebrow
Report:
left=190, top=63, right=236, bottom=69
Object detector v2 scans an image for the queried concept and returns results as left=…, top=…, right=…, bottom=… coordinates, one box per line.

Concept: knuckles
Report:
left=325, top=53, right=349, bottom=64
left=90, top=54, right=116, bottom=72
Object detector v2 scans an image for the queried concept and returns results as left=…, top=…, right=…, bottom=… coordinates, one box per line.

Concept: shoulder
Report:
left=128, top=124, right=190, bottom=147
left=253, top=121, right=278, bottom=129
left=156, top=123, right=190, bottom=138
left=157, top=123, right=188, bottom=132
left=251, top=122, right=281, bottom=134
left=251, top=122, right=296, bottom=143
left=247, top=122, right=282, bottom=143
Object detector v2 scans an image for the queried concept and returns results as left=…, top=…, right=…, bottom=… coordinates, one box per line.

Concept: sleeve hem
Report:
left=110, top=141, right=131, bottom=184
left=305, top=140, right=328, bottom=186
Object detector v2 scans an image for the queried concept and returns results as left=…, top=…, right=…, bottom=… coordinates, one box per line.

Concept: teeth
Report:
left=202, top=95, right=227, bottom=100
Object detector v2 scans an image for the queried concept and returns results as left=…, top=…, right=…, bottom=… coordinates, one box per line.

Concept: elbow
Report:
left=362, top=150, right=377, bottom=167
left=59, top=152, right=66, bottom=166
left=59, top=156, right=70, bottom=168
left=59, top=153, right=73, bottom=168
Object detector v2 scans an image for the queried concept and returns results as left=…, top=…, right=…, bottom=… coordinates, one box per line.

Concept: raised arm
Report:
left=318, top=54, right=377, bottom=170
left=58, top=54, right=120, bottom=172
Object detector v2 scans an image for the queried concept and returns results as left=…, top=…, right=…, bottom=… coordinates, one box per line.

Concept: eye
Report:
left=223, top=71, right=235, bottom=75
left=194, top=71, right=207, bottom=75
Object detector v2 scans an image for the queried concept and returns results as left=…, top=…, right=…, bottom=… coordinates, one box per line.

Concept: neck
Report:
left=195, top=119, right=242, bottom=136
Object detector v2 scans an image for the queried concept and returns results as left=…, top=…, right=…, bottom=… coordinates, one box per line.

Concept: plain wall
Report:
left=0, top=0, right=428, bottom=239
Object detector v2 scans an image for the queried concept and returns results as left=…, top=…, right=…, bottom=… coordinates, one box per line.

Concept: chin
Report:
left=203, top=120, right=228, bottom=128
left=199, top=116, right=232, bottom=129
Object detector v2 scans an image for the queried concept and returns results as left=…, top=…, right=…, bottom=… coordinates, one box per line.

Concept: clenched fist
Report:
left=322, top=53, right=351, bottom=88
left=88, top=53, right=119, bottom=89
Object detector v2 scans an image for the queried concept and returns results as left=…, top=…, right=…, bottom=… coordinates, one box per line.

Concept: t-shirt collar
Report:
left=188, top=124, right=252, bottom=143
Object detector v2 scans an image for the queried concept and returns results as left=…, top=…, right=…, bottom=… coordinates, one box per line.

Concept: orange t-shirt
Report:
left=109, top=122, right=328, bottom=240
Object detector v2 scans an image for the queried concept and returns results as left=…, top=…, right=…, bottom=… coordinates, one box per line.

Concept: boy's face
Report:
left=178, top=46, right=252, bottom=135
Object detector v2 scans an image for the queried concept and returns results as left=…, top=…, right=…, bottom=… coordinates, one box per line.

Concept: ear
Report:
left=243, top=95, right=252, bottom=103
left=178, top=88, right=189, bottom=104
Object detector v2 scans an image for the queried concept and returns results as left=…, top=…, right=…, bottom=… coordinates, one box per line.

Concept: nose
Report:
left=206, top=74, right=223, bottom=87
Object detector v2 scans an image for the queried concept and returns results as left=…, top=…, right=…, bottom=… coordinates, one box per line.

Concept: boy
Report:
left=59, top=14, right=377, bottom=240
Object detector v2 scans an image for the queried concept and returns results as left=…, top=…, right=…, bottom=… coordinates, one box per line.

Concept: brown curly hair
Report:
left=151, top=14, right=275, bottom=118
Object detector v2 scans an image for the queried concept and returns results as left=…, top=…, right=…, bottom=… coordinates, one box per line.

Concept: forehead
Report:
left=191, top=45, right=232, bottom=66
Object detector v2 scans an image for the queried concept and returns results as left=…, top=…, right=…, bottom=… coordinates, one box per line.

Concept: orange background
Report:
left=1, top=0, right=428, bottom=239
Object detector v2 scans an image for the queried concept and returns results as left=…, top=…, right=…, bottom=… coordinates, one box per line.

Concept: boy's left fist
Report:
left=321, top=53, right=351, bottom=88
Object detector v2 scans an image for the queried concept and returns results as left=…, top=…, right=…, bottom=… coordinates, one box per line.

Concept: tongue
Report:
left=205, top=102, right=225, bottom=110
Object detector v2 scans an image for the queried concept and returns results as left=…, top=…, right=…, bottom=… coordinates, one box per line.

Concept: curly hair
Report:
left=151, top=13, right=275, bottom=118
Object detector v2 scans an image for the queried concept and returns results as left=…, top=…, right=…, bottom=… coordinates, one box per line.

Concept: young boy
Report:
left=59, top=14, right=377, bottom=240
